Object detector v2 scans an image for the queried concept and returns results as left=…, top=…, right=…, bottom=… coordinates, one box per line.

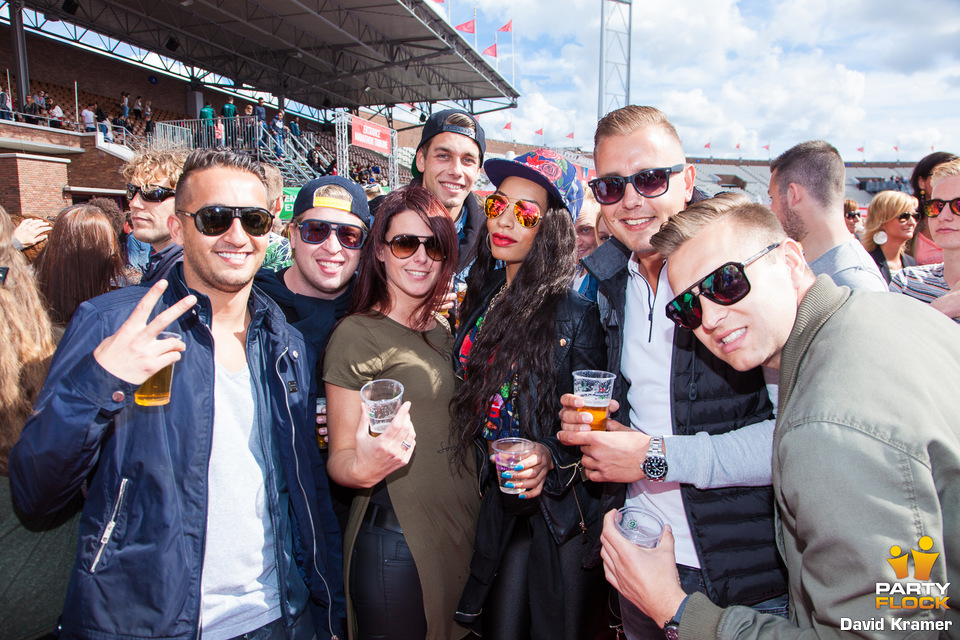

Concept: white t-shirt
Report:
left=200, top=362, right=281, bottom=639
left=620, top=259, right=700, bottom=568
left=80, top=108, right=95, bottom=127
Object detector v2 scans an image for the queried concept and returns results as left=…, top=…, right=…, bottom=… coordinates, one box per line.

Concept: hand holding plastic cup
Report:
left=360, top=379, right=404, bottom=437
left=572, top=370, right=617, bottom=430
left=491, top=437, right=536, bottom=494
left=134, top=331, right=182, bottom=406
left=616, top=506, right=664, bottom=548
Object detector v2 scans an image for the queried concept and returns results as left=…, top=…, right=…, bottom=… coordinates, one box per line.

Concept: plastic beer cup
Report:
left=572, top=370, right=617, bottom=430
left=134, top=331, right=181, bottom=407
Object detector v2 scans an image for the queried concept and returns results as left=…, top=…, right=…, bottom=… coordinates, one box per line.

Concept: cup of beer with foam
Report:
left=572, top=370, right=617, bottom=430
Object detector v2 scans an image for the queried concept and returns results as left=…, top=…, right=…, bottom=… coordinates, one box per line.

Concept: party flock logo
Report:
left=841, top=535, right=952, bottom=633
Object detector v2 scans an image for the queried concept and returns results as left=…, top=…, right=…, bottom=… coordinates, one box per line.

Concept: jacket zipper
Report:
left=90, top=477, right=129, bottom=572
left=276, top=347, right=339, bottom=640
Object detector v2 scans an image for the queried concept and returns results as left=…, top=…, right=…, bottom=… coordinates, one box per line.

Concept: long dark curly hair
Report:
left=451, top=192, right=576, bottom=465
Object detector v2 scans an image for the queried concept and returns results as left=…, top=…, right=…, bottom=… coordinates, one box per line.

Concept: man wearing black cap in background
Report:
left=373, top=109, right=486, bottom=274
left=256, top=175, right=371, bottom=457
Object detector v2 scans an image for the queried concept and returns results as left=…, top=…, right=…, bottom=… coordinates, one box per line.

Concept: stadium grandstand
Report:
left=0, top=0, right=518, bottom=216
left=0, top=0, right=917, bottom=220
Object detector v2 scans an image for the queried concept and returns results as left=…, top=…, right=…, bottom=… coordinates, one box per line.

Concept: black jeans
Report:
left=350, top=506, right=428, bottom=640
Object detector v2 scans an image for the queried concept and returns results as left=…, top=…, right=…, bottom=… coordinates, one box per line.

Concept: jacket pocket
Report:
left=89, top=477, right=130, bottom=573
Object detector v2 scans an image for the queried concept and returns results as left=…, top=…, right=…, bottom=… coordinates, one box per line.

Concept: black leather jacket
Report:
left=453, top=269, right=606, bottom=630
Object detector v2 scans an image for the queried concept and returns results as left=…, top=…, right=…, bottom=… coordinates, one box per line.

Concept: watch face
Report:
left=663, top=623, right=680, bottom=640
left=643, top=456, right=668, bottom=480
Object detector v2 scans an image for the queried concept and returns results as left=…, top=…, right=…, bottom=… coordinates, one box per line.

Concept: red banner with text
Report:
left=351, top=116, right=392, bottom=155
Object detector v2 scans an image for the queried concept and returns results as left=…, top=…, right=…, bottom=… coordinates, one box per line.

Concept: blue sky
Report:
left=425, top=0, right=960, bottom=162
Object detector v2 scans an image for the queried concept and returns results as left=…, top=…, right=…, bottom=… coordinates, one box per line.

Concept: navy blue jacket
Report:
left=9, top=264, right=345, bottom=639
left=140, top=243, right=183, bottom=286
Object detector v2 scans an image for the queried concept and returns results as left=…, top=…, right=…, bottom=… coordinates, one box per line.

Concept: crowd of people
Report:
left=0, top=87, right=153, bottom=138
left=2, top=104, right=958, bottom=640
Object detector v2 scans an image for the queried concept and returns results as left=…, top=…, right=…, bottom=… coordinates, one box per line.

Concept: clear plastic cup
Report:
left=491, top=437, right=536, bottom=494
left=360, top=379, right=404, bottom=437
left=615, top=506, right=665, bottom=548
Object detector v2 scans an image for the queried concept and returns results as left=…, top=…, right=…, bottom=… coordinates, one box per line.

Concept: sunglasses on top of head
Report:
left=176, top=206, right=273, bottom=237
left=484, top=194, right=542, bottom=228
left=896, top=212, right=921, bottom=223
left=923, top=198, right=960, bottom=219
left=297, top=220, right=366, bottom=249
left=588, top=164, right=685, bottom=205
left=387, top=234, right=445, bottom=261
left=127, top=183, right=176, bottom=203
left=665, top=243, right=781, bottom=331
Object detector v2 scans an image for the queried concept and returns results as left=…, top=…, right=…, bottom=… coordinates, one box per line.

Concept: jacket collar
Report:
left=581, top=187, right=710, bottom=284
left=581, top=236, right=632, bottom=283
left=778, top=275, right=850, bottom=410
left=167, top=262, right=284, bottom=338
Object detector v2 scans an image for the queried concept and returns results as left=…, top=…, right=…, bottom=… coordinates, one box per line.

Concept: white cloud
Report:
left=460, top=0, right=960, bottom=161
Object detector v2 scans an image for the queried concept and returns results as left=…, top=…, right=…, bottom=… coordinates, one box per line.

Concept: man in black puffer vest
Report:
left=558, top=106, right=787, bottom=639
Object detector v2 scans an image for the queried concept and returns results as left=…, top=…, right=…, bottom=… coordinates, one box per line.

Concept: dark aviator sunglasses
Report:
left=387, top=234, right=445, bottom=261
left=177, top=206, right=274, bottom=237
left=127, top=183, right=176, bottom=203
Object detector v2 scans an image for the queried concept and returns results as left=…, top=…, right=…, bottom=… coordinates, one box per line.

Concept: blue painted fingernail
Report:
left=518, top=493, right=527, bottom=499
left=504, top=482, right=515, bottom=488
left=501, top=471, right=512, bottom=479
left=514, top=464, right=524, bottom=471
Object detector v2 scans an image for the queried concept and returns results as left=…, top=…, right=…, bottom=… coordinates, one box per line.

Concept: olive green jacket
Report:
left=681, top=277, right=960, bottom=639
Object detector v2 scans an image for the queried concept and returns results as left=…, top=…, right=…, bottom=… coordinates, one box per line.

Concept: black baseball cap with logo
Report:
left=411, top=109, right=486, bottom=177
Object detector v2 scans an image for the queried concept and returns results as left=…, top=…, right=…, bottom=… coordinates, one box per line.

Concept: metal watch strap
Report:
left=642, top=435, right=668, bottom=482
left=649, top=435, right=664, bottom=458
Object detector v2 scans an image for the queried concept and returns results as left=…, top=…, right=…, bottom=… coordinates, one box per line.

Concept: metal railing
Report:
left=151, top=115, right=322, bottom=187
left=153, top=115, right=263, bottom=152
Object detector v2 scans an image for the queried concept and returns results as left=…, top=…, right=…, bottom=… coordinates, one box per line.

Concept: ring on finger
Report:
left=401, top=440, right=412, bottom=450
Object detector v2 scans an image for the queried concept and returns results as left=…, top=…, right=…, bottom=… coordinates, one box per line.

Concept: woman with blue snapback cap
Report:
left=451, top=149, right=609, bottom=639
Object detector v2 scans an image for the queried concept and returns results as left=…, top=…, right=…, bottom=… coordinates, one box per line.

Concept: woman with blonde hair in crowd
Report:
left=0, top=207, right=82, bottom=638
left=35, top=204, right=126, bottom=329
left=861, top=190, right=919, bottom=284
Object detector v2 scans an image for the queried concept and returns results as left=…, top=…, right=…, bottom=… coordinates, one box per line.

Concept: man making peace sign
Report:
left=10, top=149, right=345, bottom=640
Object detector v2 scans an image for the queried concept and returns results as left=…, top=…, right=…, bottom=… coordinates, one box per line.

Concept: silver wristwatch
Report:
left=641, top=436, right=668, bottom=482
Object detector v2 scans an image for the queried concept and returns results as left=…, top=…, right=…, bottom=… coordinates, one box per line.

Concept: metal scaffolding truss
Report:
left=15, top=0, right=518, bottom=113
left=598, top=0, right=631, bottom=120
